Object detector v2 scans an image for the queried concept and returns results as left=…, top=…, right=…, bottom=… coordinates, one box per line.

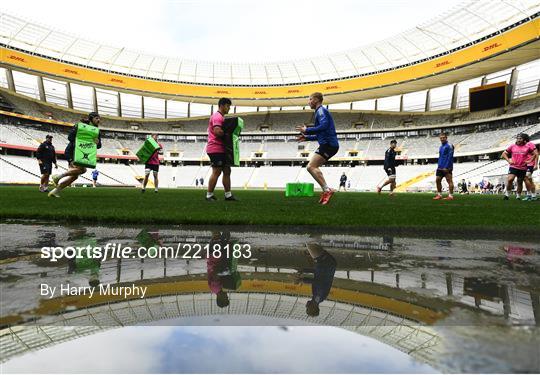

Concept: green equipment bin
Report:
left=285, top=182, right=314, bottom=197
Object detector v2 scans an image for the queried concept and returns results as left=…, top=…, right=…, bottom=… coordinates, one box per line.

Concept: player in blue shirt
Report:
left=91, top=169, right=99, bottom=188
left=434, top=132, right=455, bottom=200
left=296, top=92, right=339, bottom=205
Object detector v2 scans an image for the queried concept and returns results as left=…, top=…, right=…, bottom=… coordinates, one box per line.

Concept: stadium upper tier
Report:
left=1, top=88, right=539, bottom=134
left=1, top=1, right=539, bottom=105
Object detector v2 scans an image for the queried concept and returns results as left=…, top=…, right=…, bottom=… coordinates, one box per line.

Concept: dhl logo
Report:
left=287, top=89, right=300, bottom=93
left=435, top=60, right=450, bottom=68
left=254, top=91, right=267, bottom=94
left=483, top=42, right=501, bottom=52
left=8, top=55, right=25, bottom=62
left=216, top=90, right=229, bottom=94
left=325, top=85, right=338, bottom=90
left=64, top=68, right=79, bottom=75
left=110, top=78, right=124, bottom=83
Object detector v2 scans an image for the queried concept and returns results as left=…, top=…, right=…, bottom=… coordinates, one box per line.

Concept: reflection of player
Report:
left=297, top=242, right=337, bottom=317
left=66, top=230, right=102, bottom=288
left=206, top=231, right=241, bottom=308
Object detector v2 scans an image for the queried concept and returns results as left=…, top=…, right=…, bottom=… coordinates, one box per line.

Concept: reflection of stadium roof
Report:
left=0, top=292, right=441, bottom=367
left=1, top=1, right=539, bottom=104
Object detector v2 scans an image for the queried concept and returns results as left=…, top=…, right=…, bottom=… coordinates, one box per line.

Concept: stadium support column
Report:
left=481, top=76, right=487, bottom=86
left=399, top=95, right=404, bottom=112
left=450, top=83, right=458, bottom=109
left=187, top=102, right=191, bottom=118
left=117, top=92, right=122, bottom=117
left=37, top=76, right=46, bottom=102
left=508, top=68, right=518, bottom=102
left=164, top=100, right=168, bottom=119
left=92, top=87, right=98, bottom=113
left=6, top=69, right=15, bottom=91
left=424, top=89, right=431, bottom=112
left=66, top=82, right=74, bottom=109
left=374, top=99, right=378, bottom=111
left=141, top=96, right=145, bottom=119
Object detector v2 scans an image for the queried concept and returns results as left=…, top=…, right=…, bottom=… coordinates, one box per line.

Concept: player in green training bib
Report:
left=49, top=112, right=102, bottom=198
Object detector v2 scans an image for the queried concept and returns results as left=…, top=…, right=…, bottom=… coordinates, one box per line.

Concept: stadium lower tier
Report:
left=2, top=155, right=537, bottom=192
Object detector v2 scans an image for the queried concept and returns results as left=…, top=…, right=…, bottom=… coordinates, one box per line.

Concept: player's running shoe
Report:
left=225, top=195, right=239, bottom=201
left=433, top=195, right=442, bottom=200
left=48, top=191, right=60, bottom=198
left=321, top=189, right=335, bottom=205
left=318, top=192, right=325, bottom=204
left=376, top=186, right=382, bottom=194
left=206, top=195, right=217, bottom=202
left=503, top=195, right=509, bottom=200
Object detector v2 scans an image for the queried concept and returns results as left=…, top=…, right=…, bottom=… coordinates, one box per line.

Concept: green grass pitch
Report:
left=0, top=186, right=538, bottom=236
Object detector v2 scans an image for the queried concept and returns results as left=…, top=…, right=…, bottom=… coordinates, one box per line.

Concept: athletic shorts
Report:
left=385, top=167, right=396, bottom=178
left=315, top=144, right=339, bottom=161
left=145, top=164, right=159, bottom=173
left=208, top=153, right=229, bottom=167
left=436, top=168, right=453, bottom=178
left=39, top=163, right=52, bottom=175
left=339, top=182, right=346, bottom=187
left=508, top=167, right=526, bottom=179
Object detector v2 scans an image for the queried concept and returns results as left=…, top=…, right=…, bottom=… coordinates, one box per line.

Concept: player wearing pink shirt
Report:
left=206, top=98, right=237, bottom=201
left=523, top=136, right=539, bottom=201
left=501, top=133, right=537, bottom=200
left=142, top=134, right=163, bottom=193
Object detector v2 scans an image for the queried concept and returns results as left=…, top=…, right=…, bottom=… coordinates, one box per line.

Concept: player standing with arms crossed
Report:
left=433, top=132, right=455, bottom=200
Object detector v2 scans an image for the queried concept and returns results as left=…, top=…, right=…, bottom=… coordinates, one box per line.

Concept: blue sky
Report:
left=3, top=0, right=464, bottom=62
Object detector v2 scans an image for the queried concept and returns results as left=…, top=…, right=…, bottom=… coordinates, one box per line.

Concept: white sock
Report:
left=50, top=188, right=59, bottom=194
left=224, top=191, right=232, bottom=198
left=322, top=185, right=330, bottom=192
left=532, top=193, right=536, bottom=198
left=505, top=191, right=509, bottom=197
left=206, top=192, right=214, bottom=198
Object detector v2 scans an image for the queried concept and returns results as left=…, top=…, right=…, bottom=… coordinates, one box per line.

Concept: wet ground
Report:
left=0, top=222, right=539, bottom=373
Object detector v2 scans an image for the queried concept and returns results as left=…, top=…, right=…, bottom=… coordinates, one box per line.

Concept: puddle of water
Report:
left=1, top=223, right=539, bottom=373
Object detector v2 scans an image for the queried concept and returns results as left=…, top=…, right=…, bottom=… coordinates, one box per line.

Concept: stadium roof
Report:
left=1, top=0, right=539, bottom=105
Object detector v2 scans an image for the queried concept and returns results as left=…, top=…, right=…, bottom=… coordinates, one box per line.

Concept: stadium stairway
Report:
left=395, top=171, right=435, bottom=192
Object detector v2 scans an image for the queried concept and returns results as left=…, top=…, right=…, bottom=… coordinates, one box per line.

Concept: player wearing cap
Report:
left=296, top=92, right=339, bottom=205
left=49, top=112, right=102, bottom=197
left=36, top=134, right=57, bottom=192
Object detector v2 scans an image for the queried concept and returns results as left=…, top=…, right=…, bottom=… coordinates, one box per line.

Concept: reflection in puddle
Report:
left=0, top=224, right=539, bottom=373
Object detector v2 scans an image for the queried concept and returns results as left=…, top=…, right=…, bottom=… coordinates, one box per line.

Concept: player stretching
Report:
left=502, top=133, right=537, bottom=200
left=433, top=132, right=454, bottom=200
left=296, top=92, right=339, bottom=205
left=377, top=139, right=398, bottom=196
left=49, top=112, right=101, bottom=197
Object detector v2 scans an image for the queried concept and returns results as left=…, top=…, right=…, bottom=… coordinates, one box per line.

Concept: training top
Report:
left=506, top=142, right=535, bottom=170
left=36, top=141, right=56, bottom=163
left=340, top=174, right=347, bottom=183
left=146, top=142, right=163, bottom=165
left=91, top=170, right=99, bottom=179
left=437, top=142, right=454, bottom=170
left=525, top=142, right=538, bottom=167
left=384, top=148, right=397, bottom=169
left=206, top=111, right=226, bottom=154
left=304, top=106, right=339, bottom=147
